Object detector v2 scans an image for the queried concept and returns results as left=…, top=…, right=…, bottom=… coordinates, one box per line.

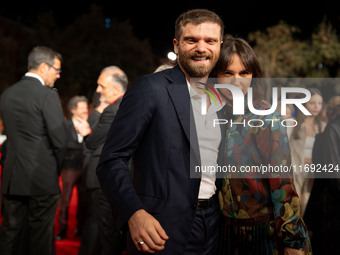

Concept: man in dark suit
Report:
left=0, top=46, right=66, bottom=255
left=77, top=66, right=128, bottom=255
left=56, top=95, right=88, bottom=240
left=96, top=9, right=224, bottom=255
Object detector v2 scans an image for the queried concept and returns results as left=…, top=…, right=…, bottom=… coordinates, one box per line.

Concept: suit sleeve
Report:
left=88, top=110, right=101, bottom=129
left=322, top=124, right=340, bottom=166
left=96, top=76, right=156, bottom=229
left=42, top=90, right=67, bottom=171
left=85, top=107, right=115, bottom=151
left=322, top=123, right=340, bottom=181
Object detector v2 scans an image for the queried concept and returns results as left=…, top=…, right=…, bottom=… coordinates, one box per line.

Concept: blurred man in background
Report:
left=0, top=46, right=66, bottom=255
left=77, top=66, right=128, bottom=255
left=56, top=95, right=88, bottom=240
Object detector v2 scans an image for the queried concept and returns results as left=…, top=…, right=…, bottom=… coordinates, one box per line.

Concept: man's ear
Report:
left=173, top=38, right=179, bottom=55
left=39, top=62, right=49, bottom=73
left=115, top=84, right=124, bottom=95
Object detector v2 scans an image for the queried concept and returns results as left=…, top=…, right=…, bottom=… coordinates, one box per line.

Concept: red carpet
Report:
left=54, top=181, right=81, bottom=255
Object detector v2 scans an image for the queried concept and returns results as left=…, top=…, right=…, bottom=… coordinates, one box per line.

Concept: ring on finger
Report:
left=137, top=241, right=145, bottom=246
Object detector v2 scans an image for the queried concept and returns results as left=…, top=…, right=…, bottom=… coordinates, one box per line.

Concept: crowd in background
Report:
left=0, top=10, right=339, bottom=255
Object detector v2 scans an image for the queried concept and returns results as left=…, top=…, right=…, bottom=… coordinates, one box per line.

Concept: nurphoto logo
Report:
left=201, top=83, right=311, bottom=116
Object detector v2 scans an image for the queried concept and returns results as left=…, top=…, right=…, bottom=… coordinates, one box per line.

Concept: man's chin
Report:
left=99, top=96, right=108, bottom=103
left=190, top=66, right=212, bottom=78
left=182, top=61, right=214, bottom=78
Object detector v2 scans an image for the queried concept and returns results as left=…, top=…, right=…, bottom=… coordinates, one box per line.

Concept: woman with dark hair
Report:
left=213, top=35, right=311, bottom=255
left=290, top=88, right=326, bottom=217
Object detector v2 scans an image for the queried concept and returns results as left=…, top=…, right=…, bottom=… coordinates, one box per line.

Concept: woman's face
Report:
left=305, top=94, right=323, bottom=117
left=217, top=54, right=253, bottom=100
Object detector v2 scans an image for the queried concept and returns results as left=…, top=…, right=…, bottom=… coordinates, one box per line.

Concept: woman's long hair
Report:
left=291, top=88, right=324, bottom=140
left=210, top=35, right=264, bottom=112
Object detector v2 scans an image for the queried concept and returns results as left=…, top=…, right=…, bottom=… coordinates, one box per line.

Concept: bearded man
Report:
left=96, top=9, right=224, bottom=255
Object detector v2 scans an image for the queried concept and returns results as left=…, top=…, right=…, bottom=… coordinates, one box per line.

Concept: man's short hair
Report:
left=27, top=46, right=62, bottom=71
left=100, top=66, right=128, bottom=92
left=175, top=9, right=224, bottom=41
left=67, top=95, right=88, bottom=113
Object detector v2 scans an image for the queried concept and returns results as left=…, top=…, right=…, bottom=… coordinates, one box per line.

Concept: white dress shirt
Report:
left=25, top=72, right=45, bottom=86
left=187, top=79, right=224, bottom=199
left=71, top=118, right=84, bottom=143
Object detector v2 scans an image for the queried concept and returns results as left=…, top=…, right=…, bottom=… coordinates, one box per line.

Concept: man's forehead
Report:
left=77, top=101, right=88, bottom=106
left=53, top=57, right=61, bottom=67
left=180, top=22, right=221, bottom=37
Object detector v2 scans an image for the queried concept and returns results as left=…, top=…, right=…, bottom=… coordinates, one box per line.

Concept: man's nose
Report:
left=196, top=41, right=207, bottom=53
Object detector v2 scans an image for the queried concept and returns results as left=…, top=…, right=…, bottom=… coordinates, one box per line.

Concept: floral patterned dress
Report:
left=219, top=101, right=311, bottom=255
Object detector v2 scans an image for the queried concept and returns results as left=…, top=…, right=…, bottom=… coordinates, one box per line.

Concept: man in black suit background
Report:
left=0, top=46, right=66, bottom=255
left=96, top=9, right=224, bottom=255
left=56, top=95, right=88, bottom=240
left=77, top=66, right=128, bottom=255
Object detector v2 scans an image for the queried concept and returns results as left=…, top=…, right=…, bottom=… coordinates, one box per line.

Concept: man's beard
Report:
left=100, top=96, right=110, bottom=104
left=177, top=50, right=217, bottom=78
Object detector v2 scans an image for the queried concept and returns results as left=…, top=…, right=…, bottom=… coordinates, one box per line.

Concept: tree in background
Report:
left=305, top=19, right=340, bottom=78
left=33, top=5, right=156, bottom=102
left=249, top=21, right=307, bottom=78
left=249, top=20, right=340, bottom=101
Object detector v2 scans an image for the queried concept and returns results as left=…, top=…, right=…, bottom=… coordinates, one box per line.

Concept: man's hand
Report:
left=74, top=117, right=92, bottom=137
left=96, top=101, right=110, bottom=114
left=128, top=209, right=169, bottom=253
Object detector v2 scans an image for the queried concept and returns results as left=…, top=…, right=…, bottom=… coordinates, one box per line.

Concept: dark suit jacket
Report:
left=304, top=116, right=340, bottom=254
left=96, top=66, right=211, bottom=254
left=0, top=76, right=66, bottom=196
left=84, top=98, right=122, bottom=190
left=62, top=119, right=84, bottom=170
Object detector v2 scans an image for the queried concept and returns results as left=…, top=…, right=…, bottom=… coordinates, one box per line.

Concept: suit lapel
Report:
left=165, top=66, right=201, bottom=167
left=67, top=119, right=78, bottom=143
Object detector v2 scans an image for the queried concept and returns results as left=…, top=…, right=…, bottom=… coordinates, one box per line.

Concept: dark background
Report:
left=1, top=1, right=340, bottom=106
left=2, top=1, right=339, bottom=58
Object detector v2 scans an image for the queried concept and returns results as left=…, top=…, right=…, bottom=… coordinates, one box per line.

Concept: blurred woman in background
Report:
left=290, top=88, right=326, bottom=216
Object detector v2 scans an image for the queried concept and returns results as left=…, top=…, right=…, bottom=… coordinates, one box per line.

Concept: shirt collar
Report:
left=186, top=78, right=225, bottom=111
left=186, top=78, right=201, bottom=100
left=25, top=72, right=45, bottom=86
left=110, top=94, right=125, bottom=105
left=71, top=117, right=79, bottom=125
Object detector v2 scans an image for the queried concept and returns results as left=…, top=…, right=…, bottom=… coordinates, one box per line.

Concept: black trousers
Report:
left=78, top=190, right=101, bottom=255
left=79, top=188, right=121, bottom=255
left=184, top=198, right=220, bottom=255
left=0, top=194, right=60, bottom=255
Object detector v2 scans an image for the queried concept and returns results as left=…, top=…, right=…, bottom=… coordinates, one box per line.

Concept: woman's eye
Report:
left=240, top=71, right=250, bottom=76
